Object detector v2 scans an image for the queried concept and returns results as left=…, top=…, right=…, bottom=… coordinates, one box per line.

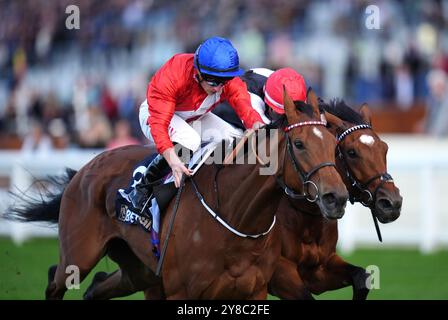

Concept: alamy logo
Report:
left=366, top=265, right=380, bottom=289
left=65, top=5, right=80, bottom=30
left=65, top=265, right=80, bottom=290
left=365, top=5, right=380, bottom=30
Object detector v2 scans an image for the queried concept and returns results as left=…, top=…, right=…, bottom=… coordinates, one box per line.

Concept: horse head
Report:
left=324, top=101, right=402, bottom=223
left=281, top=88, right=348, bottom=219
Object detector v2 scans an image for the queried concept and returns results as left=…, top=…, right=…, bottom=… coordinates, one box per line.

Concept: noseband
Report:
left=277, top=121, right=336, bottom=202
left=337, top=124, right=394, bottom=207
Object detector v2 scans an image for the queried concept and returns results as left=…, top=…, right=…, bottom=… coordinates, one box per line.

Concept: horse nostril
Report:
left=322, top=193, right=336, bottom=208
left=378, top=199, right=393, bottom=210
left=322, top=192, right=347, bottom=207
left=320, top=193, right=347, bottom=218
left=378, top=198, right=402, bottom=212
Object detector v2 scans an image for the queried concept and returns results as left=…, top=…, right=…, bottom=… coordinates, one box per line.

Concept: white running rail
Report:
left=0, top=135, right=448, bottom=253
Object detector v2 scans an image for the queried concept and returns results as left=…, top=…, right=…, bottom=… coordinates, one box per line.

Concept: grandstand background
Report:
left=1, top=0, right=447, bottom=299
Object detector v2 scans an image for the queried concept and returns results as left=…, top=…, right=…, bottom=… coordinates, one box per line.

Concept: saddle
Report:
left=115, top=141, right=221, bottom=233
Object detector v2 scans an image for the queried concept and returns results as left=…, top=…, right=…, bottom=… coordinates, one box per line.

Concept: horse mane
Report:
left=319, top=98, right=366, bottom=125
left=267, top=100, right=315, bottom=130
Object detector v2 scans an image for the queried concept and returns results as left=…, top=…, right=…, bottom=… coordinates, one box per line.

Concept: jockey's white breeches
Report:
left=139, top=100, right=244, bottom=152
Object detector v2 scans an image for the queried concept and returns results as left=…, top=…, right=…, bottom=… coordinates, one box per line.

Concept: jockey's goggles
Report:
left=202, top=75, right=234, bottom=87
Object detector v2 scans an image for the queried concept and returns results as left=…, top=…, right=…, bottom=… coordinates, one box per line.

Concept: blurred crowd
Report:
left=1, top=0, right=448, bottom=151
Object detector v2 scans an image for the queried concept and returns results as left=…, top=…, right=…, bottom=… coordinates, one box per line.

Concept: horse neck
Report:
left=218, top=135, right=286, bottom=236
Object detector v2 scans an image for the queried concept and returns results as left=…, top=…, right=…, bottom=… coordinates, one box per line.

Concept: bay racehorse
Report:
left=5, top=89, right=348, bottom=299
left=268, top=99, right=403, bottom=300
left=103, top=99, right=403, bottom=300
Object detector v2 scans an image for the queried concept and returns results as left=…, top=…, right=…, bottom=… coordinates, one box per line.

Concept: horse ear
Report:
left=324, top=111, right=344, bottom=127
left=359, top=103, right=372, bottom=125
left=306, top=86, right=312, bottom=98
left=283, top=85, right=298, bottom=122
left=324, top=111, right=347, bottom=136
left=306, top=87, right=320, bottom=117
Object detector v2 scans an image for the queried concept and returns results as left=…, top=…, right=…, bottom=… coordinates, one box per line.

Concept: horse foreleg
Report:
left=268, top=256, right=314, bottom=300
left=305, top=254, right=369, bottom=300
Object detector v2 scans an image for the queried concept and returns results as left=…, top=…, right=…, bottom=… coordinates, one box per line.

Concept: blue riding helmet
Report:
left=194, top=36, right=244, bottom=78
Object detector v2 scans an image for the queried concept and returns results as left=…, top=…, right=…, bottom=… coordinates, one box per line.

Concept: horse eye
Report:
left=294, top=140, right=305, bottom=150
left=347, top=149, right=357, bottom=158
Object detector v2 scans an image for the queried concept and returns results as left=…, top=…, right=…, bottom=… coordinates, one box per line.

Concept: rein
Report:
left=158, top=132, right=278, bottom=271
left=190, top=176, right=276, bottom=239
left=223, top=129, right=269, bottom=166
left=199, top=130, right=277, bottom=238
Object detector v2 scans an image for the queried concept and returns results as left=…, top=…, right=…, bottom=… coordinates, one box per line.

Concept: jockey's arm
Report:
left=224, top=78, right=264, bottom=130
left=162, top=147, right=192, bottom=188
left=252, top=121, right=265, bottom=130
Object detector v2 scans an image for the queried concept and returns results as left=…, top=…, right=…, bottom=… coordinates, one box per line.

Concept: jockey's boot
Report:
left=129, top=154, right=170, bottom=212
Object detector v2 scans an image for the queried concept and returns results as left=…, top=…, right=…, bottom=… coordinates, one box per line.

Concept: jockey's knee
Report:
left=221, top=128, right=244, bottom=145
left=172, top=131, right=201, bottom=154
left=203, top=126, right=243, bottom=144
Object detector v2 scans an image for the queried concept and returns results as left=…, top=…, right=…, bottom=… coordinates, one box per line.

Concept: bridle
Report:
left=277, top=121, right=337, bottom=203
left=336, top=124, right=394, bottom=208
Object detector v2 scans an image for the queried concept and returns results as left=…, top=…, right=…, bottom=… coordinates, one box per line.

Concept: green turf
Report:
left=0, top=237, right=143, bottom=300
left=314, top=248, right=448, bottom=300
left=1, top=237, right=447, bottom=300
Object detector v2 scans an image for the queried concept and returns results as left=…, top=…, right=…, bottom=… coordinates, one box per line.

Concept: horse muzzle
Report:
left=374, top=193, right=402, bottom=223
left=319, top=191, right=348, bottom=219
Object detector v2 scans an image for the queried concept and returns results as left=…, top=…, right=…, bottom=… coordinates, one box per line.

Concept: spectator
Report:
left=1, top=0, right=448, bottom=145
left=107, top=119, right=140, bottom=150
left=77, top=106, right=113, bottom=148
left=20, top=119, right=53, bottom=155
left=425, top=69, right=448, bottom=137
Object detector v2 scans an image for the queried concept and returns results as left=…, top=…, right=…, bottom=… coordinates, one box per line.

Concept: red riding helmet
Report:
left=264, top=68, right=307, bottom=114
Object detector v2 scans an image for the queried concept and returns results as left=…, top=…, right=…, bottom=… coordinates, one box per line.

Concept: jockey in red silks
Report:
left=213, top=67, right=308, bottom=129
left=130, top=36, right=264, bottom=210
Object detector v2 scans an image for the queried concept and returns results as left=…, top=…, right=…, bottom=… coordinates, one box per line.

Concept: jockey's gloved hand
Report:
left=252, top=121, right=265, bottom=130
left=162, top=147, right=193, bottom=188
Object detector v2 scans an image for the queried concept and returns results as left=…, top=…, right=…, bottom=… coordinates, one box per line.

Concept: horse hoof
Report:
left=92, top=271, right=109, bottom=283
left=353, top=287, right=369, bottom=300
left=352, top=268, right=370, bottom=300
left=83, top=272, right=109, bottom=300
